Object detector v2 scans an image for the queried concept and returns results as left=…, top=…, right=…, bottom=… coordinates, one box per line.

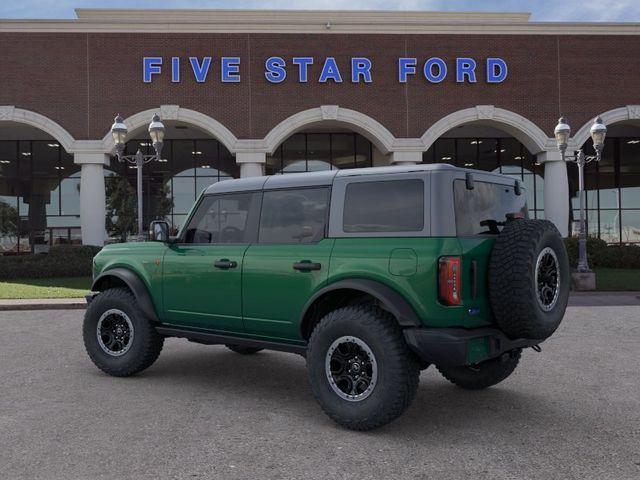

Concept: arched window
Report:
left=266, top=132, right=374, bottom=174
left=107, top=138, right=238, bottom=240
left=0, top=138, right=80, bottom=253
left=423, top=136, right=544, bottom=219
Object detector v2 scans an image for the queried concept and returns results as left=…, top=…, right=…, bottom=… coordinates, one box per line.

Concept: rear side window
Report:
left=343, top=180, right=424, bottom=232
left=454, top=180, right=528, bottom=236
left=259, top=188, right=329, bottom=244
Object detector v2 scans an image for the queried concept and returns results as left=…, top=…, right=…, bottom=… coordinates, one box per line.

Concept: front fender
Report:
left=92, top=268, right=159, bottom=323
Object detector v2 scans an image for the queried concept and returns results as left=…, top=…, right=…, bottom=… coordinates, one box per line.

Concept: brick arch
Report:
left=571, top=105, right=640, bottom=148
left=262, top=106, right=396, bottom=155
left=0, top=106, right=76, bottom=152
left=100, top=105, right=239, bottom=154
left=421, top=105, right=552, bottom=154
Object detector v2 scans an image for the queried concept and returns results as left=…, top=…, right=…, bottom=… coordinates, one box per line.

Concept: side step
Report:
left=156, top=326, right=307, bottom=355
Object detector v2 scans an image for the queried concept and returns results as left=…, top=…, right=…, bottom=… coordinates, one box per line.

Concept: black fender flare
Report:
left=91, top=268, right=159, bottom=323
left=300, top=278, right=422, bottom=332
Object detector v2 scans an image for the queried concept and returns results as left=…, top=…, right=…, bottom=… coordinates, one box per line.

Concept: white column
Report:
left=538, top=150, right=569, bottom=237
left=236, top=151, right=266, bottom=178
left=390, top=151, right=422, bottom=165
left=75, top=152, right=109, bottom=246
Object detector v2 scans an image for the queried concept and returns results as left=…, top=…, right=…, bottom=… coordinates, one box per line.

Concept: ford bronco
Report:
left=83, top=164, right=569, bottom=430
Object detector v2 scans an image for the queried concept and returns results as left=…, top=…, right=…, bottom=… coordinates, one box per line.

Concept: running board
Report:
left=156, top=326, right=307, bottom=355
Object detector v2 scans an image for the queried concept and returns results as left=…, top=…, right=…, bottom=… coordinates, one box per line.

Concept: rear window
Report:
left=343, top=179, right=424, bottom=233
left=454, top=179, right=528, bottom=236
left=259, top=188, right=329, bottom=244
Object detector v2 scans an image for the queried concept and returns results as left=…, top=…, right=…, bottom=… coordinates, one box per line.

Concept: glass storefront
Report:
left=266, top=132, right=373, bottom=174
left=423, top=137, right=545, bottom=219
left=108, top=138, right=238, bottom=239
left=2, top=131, right=638, bottom=252
left=0, top=140, right=80, bottom=254
left=570, top=137, right=640, bottom=244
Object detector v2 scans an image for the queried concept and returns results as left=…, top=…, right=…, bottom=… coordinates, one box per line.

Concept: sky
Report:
left=0, top=0, right=639, bottom=22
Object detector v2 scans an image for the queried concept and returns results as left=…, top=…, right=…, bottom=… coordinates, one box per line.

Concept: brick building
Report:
left=0, top=9, right=639, bottom=250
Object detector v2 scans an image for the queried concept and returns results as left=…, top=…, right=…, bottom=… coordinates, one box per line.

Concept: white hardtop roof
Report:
left=204, top=164, right=516, bottom=195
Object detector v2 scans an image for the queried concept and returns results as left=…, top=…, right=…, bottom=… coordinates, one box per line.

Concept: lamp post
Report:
left=554, top=116, right=607, bottom=273
left=111, top=113, right=166, bottom=242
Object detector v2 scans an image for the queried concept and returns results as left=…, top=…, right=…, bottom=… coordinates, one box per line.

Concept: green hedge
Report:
left=564, top=237, right=640, bottom=269
left=0, top=245, right=101, bottom=280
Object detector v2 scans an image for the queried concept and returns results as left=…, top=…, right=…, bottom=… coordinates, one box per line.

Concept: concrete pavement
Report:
left=0, top=306, right=639, bottom=479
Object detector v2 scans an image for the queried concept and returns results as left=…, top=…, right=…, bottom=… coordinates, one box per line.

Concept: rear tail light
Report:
left=438, top=256, right=461, bottom=306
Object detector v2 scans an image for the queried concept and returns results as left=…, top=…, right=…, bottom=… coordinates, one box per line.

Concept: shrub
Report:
left=564, top=236, right=607, bottom=268
left=594, top=245, right=640, bottom=269
left=564, top=236, right=640, bottom=269
left=0, top=245, right=101, bottom=280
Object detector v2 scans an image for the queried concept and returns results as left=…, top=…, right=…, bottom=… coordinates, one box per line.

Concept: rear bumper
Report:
left=403, top=326, right=541, bottom=367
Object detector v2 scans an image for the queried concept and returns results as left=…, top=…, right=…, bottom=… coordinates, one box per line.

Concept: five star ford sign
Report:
left=142, top=56, right=508, bottom=84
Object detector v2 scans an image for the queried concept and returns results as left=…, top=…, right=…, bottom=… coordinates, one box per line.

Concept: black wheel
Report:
left=225, top=344, right=263, bottom=355
left=489, top=219, right=570, bottom=340
left=437, top=349, right=521, bottom=390
left=83, top=287, right=164, bottom=377
left=306, top=305, right=420, bottom=431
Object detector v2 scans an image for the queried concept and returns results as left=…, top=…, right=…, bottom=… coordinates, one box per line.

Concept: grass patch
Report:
left=594, top=268, right=640, bottom=291
left=0, top=276, right=92, bottom=299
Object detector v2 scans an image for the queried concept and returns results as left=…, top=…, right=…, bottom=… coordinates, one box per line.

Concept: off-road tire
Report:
left=225, top=344, right=264, bottom=355
left=437, top=349, right=521, bottom=390
left=489, top=219, right=570, bottom=340
left=307, top=305, right=420, bottom=431
left=83, top=287, right=164, bottom=377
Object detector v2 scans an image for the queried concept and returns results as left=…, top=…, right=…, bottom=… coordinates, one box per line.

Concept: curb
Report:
left=1, top=292, right=639, bottom=312
left=0, top=298, right=87, bottom=311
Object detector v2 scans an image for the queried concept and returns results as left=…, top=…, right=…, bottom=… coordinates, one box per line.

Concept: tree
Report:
left=0, top=201, right=18, bottom=238
left=105, top=175, right=137, bottom=242
left=154, top=181, right=173, bottom=221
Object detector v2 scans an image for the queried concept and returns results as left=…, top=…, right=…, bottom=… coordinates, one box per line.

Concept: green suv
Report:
left=84, top=164, right=569, bottom=430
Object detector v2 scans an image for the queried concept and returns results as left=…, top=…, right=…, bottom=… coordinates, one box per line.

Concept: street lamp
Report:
left=554, top=116, right=607, bottom=273
left=111, top=113, right=165, bottom=242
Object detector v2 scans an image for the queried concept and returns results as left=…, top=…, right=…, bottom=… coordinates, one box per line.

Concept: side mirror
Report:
left=149, top=220, right=169, bottom=242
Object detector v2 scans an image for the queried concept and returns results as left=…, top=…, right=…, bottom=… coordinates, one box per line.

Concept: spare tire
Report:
left=489, top=219, right=569, bottom=340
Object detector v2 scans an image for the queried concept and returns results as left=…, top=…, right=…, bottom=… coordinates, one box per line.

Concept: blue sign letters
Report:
left=143, top=55, right=508, bottom=84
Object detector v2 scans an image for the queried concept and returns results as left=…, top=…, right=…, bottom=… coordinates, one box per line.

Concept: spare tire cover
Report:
left=488, top=219, right=570, bottom=340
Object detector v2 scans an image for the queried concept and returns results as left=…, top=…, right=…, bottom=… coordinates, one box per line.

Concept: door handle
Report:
left=214, top=259, right=237, bottom=269
left=293, top=261, right=321, bottom=271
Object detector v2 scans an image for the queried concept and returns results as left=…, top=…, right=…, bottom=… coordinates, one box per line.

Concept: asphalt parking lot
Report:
left=1, top=306, right=639, bottom=480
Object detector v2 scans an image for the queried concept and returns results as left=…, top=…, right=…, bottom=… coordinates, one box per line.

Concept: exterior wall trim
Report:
left=421, top=106, right=553, bottom=154
left=0, top=106, right=76, bottom=153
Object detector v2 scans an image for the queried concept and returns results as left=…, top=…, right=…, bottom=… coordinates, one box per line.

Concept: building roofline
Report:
left=0, top=9, right=639, bottom=35
left=75, top=8, right=533, bottom=23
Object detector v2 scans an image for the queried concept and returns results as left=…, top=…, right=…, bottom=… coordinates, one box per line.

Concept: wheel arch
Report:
left=299, top=279, right=422, bottom=340
left=91, top=268, right=159, bottom=323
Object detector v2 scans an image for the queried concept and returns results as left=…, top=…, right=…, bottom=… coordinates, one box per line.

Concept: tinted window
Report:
left=343, top=180, right=424, bottom=232
left=183, top=192, right=259, bottom=244
left=454, top=180, right=528, bottom=236
left=259, top=188, right=329, bottom=244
